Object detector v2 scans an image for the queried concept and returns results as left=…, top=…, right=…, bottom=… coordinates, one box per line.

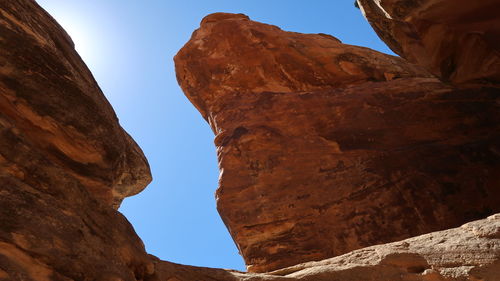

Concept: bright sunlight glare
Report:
left=39, top=0, right=127, bottom=101
left=55, top=16, right=96, bottom=64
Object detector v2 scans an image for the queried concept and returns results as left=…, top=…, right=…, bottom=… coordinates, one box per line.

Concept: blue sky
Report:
left=36, top=0, right=394, bottom=271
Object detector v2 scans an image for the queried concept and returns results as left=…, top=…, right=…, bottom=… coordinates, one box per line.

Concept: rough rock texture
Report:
left=2, top=0, right=500, bottom=280
left=175, top=13, right=500, bottom=272
left=0, top=0, right=154, bottom=280
left=137, top=214, right=500, bottom=281
left=356, top=0, right=500, bottom=85
left=0, top=0, right=152, bottom=208
left=175, top=13, right=431, bottom=120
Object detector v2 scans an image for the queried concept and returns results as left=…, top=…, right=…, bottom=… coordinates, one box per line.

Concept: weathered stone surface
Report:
left=150, top=214, right=500, bottom=280
left=175, top=13, right=500, bottom=272
left=356, top=0, right=500, bottom=85
left=2, top=1, right=500, bottom=280
left=0, top=173, right=155, bottom=280
left=0, top=0, right=152, bottom=208
left=1, top=0, right=154, bottom=280
left=175, top=13, right=431, bottom=121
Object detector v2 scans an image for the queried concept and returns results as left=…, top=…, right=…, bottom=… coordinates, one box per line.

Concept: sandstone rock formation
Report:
left=175, top=13, right=431, bottom=121
left=175, top=13, right=500, bottom=272
left=1, top=0, right=154, bottom=280
left=2, top=0, right=500, bottom=280
left=356, top=0, right=500, bottom=85
left=0, top=0, right=151, bottom=209
left=153, top=214, right=500, bottom=281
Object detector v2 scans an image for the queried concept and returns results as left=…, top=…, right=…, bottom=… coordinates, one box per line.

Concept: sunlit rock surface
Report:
left=151, top=214, right=500, bottom=281
left=0, top=0, right=152, bottom=209
left=175, top=13, right=431, bottom=120
left=1, top=0, right=499, bottom=280
left=1, top=0, right=153, bottom=280
left=175, top=13, right=500, bottom=272
left=356, top=0, right=500, bottom=85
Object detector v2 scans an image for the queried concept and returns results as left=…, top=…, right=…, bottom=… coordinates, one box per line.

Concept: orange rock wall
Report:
left=175, top=13, right=500, bottom=272
left=1, top=0, right=499, bottom=279
left=357, top=0, right=500, bottom=85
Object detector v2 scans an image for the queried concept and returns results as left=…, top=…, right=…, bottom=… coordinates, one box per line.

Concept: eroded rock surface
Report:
left=0, top=0, right=152, bottom=208
left=1, top=0, right=153, bottom=280
left=150, top=214, right=500, bottom=280
left=175, top=13, right=431, bottom=121
left=356, top=0, right=500, bottom=85
left=175, top=13, right=500, bottom=272
left=2, top=1, right=499, bottom=280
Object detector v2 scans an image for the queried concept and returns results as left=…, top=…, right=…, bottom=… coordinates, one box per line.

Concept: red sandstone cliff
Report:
left=0, top=0, right=154, bottom=279
left=356, top=0, right=500, bottom=85
left=175, top=12, right=500, bottom=272
left=0, top=0, right=151, bottom=209
left=1, top=0, right=499, bottom=280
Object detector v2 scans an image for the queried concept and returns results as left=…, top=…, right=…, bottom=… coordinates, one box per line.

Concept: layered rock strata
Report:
left=356, top=0, right=500, bottom=85
left=155, top=214, right=500, bottom=281
left=175, top=13, right=500, bottom=272
left=1, top=0, right=499, bottom=280
left=1, top=0, right=154, bottom=280
left=0, top=0, right=152, bottom=209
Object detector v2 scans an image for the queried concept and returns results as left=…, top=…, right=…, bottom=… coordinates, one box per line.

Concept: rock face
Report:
left=0, top=0, right=152, bottom=209
left=175, top=13, right=500, bottom=272
left=175, top=13, right=431, bottom=121
left=154, top=214, right=500, bottom=281
left=2, top=0, right=500, bottom=280
left=1, top=0, right=154, bottom=280
left=356, top=0, right=500, bottom=85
